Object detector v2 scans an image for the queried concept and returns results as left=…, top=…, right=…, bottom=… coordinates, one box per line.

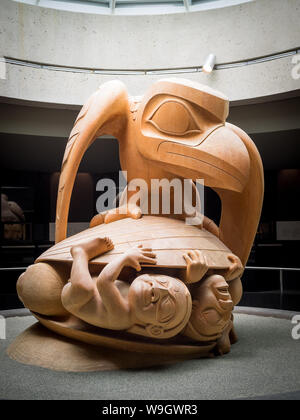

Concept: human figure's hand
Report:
left=124, top=244, right=157, bottom=271
left=222, top=254, right=244, bottom=281
left=183, top=250, right=209, bottom=283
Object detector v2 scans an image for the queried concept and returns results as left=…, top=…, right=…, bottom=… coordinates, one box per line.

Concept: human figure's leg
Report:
left=61, top=237, right=114, bottom=309
left=17, top=237, right=114, bottom=316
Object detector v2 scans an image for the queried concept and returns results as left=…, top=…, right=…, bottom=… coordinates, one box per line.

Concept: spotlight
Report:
left=203, top=54, right=216, bottom=73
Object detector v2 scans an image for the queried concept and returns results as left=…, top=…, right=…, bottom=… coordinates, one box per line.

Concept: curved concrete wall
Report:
left=1, top=53, right=299, bottom=105
left=2, top=0, right=300, bottom=68
left=0, top=0, right=300, bottom=105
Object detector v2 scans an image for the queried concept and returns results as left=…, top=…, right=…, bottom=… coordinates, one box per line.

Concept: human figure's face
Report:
left=186, top=275, right=233, bottom=341
left=128, top=274, right=190, bottom=330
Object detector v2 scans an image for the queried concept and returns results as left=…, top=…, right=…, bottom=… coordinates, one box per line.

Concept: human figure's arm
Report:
left=90, top=202, right=141, bottom=227
left=96, top=245, right=157, bottom=327
left=203, top=216, right=219, bottom=237
left=182, top=250, right=209, bottom=284
left=219, top=254, right=244, bottom=281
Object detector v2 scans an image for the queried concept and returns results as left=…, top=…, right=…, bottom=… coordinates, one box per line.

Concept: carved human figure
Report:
left=1, top=194, right=25, bottom=223
left=183, top=274, right=234, bottom=344
left=1, top=193, right=25, bottom=240
left=61, top=237, right=192, bottom=339
left=179, top=250, right=237, bottom=353
left=60, top=235, right=240, bottom=347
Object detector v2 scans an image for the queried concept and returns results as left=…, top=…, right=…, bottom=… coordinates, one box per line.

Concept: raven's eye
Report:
left=147, top=101, right=201, bottom=136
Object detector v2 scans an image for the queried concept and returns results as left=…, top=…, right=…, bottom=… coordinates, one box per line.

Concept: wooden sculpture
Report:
left=1, top=194, right=25, bottom=240
left=15, top=78, right=264, bottom=363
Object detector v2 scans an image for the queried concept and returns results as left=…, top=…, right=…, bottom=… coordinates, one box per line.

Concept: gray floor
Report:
left=0, top=313, right=300, bottom=400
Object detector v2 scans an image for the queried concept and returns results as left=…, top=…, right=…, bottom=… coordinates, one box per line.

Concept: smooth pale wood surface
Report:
left=6, top=323, right=213, bottom=372
left=29, top=313, right=215, bottom=357
left=38, top=216, right=236, bottom=270
left=7, top=321, right=215, bottom=371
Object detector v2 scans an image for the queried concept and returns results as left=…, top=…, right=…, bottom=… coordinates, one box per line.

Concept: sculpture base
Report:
left=7, top=322, right=214, bottom=372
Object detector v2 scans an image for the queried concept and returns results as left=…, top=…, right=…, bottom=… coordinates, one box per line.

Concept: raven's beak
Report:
left=155, top=124, right=250, bottom=194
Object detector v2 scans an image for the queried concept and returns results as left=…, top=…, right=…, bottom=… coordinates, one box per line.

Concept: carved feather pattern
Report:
left=56, top=91, right=102, bottom=242
left=60, top=92, right=97, bottom=171
left=61, top=119, right=86, bottom=169
left=61, top=131, right=80, bottom=170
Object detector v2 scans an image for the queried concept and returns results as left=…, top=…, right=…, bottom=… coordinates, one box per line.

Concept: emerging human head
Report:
left=127, top=274, right=192, bottom=339
left=183, top=275, right=233, bottom=342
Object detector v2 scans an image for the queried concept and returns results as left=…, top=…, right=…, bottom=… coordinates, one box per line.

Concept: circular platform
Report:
left=1, top=308, right=300, bottom=400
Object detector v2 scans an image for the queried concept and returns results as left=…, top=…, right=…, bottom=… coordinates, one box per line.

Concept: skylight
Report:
left=16, top=0, right=252, bottom=16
